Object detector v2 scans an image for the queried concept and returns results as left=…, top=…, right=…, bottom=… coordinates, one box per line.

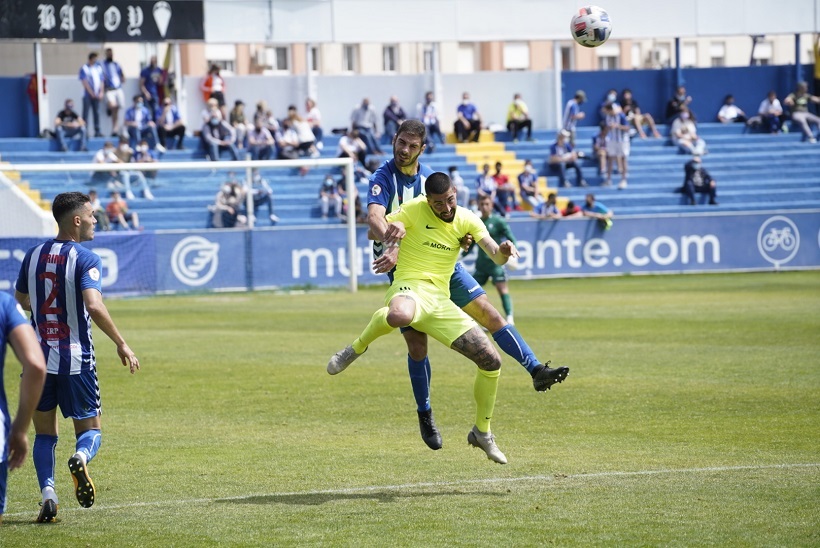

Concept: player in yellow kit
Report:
left=327, top=172, right=518, bottom=463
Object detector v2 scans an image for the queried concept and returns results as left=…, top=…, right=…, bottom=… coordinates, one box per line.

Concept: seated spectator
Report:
left=304, top=97, right=323, bottom=148
left=475, top=163, right=503, bottom=216
left=417, top=91, right=445, bottom=152
left=716, top=94, right=747, bottom=124
left=592, top=122, right=609, bottom=176
left=753, top=91, right=784, bottom=134
left=276, top=119, right=300, bottom=160
left=319, top=174, right=343, bottom=219
left=493, top=161, right=520, bottom=214
left=602, top=102, right=631, bottom=189
left=229, top=100, right=250, bottom=149
left=517, top=159, right=542, bottom=209
left=88, top=189, right=110, bottom=231
left=582, top=193, right=613, bottom=230
left=155, top=97, right=186, bottom=150
left=124, top=95, right=165, bottom=152
left=454, top=91, right=482, bottom=143
left=350, top=98, right=383, bottom=155
left=88, top=140, right=147, bottom=200
left=106, top=190, right=140, bottom=230
left=252, top=101, right=268, bottom=126
left=783, top=82, right=820, bottom=142
left=670, top=106, right=707, bottom=155
left=665, top=85, right=693, bottom=122
left=383, top=96, right=406, bottom=144
left=337, top=177, right=365, bottom=223
left=54, top=98, right=88, bottom=152
left=548, top=129, right=587, bottom=188
left=562, top=200, right=583, bottom=218
left=679, top=155, right=718, bottom=205
left=506, top=93, right=533, bottom=142
left=210, top=179, right=246, bottom=228
left=337, top=128, right=368, bottom=166
left=247, top=118, right=275, bottom=160
left=114, top=137, right=153, bottom=200
left=620, top=89, right=661, bottom=139
left=201, top=115, right=239, bottom=161
left=530, top=193, right=561, bottom=220
left=201, top=97, right=221, bottom=125
left=448, top=165, right=471, bottom=207
left=248, top=169, right=279, bottom=224
left=134, top=139, right=159, bottom=193
left=286, top=105, right=319, bottom=157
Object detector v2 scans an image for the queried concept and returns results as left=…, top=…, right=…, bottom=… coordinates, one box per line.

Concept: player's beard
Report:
left=393, top=146, right=422, bottom=172
left=437, top=209, right=456, bottom=223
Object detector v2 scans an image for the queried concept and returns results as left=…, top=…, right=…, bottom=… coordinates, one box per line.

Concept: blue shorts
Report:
left=37, top=369, right=101, bottom=420
left=0, top=461, right=7, bottom=515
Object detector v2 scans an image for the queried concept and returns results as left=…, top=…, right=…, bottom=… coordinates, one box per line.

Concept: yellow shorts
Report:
left=385, top=279, right=477, bottom=348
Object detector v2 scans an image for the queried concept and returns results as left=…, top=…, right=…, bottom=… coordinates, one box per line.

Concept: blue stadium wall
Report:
left=0, top=77, right=39, bottom=138
left=1, top=211, right=818, bottom=296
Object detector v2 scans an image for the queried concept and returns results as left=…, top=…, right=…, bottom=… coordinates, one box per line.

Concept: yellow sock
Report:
left=351, top=307, right=393, bottom=354
left=474, top=368, right=500, bottom=433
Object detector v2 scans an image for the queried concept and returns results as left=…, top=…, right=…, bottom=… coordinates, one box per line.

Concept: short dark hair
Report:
left=88, top=52, right=97, bottom=60
left=52, top=192, right=89, bottom=224
left=425, top=172, right=453, bottom=195
left=396, top=119, right=426, bottom=143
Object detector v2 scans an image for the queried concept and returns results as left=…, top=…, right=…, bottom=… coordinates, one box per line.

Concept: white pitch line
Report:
left=5, top=462, right=818, bottom=518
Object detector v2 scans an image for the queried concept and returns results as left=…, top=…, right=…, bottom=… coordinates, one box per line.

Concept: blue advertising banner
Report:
left=2, top=211, right=818, bottom=296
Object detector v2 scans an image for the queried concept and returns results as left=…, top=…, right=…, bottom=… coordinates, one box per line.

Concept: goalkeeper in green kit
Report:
left=466, top=194, right=519, bottom=325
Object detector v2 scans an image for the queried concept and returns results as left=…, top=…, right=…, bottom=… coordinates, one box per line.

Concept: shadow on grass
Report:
left=216, top=489, right=503, bottom=506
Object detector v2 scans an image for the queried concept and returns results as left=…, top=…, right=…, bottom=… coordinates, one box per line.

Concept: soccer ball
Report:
left=570, top=6, right=612, bottom=48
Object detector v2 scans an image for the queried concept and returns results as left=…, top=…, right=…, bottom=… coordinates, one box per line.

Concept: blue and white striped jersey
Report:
left=16, top=240, right=102, bottom=375
left=1, top=291, right=30, bottom=462
left=605, top=112, right=630, bottom=143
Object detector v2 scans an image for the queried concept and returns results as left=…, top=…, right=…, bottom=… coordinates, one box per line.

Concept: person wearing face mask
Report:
left=156, top=98, right=186, bottom=150
left=124, top=95, right=165, bottom=153
left=562, top=90, right=587, bottom=147
left=417, top=91, right=445, bottom=153
left=382, top=96, right=407, bottom=145
left=666, top=85, right=693, bottom=123
left=598, top=88, right=621, bottom=120
left=517, top=159, right=543, bottom=209
left=54, top=99, right=88, bottom=152
left=102, top=48, right=126, bottom=137
left=200, top=113, right=239, bottom=162
left=78, top=52, right=105, bottom=138
left=506, top=93, right=533, bottom=142
left=350, top=98, right=383, bottom=155
left=211, top=181, right=246, bottom=228
left=670, top=106, right=707, bottom=155
left=454, top=92, right=482, bottom=143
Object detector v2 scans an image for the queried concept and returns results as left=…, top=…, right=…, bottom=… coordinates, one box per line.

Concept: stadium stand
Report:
left=0, top=121, right=818, bottom=230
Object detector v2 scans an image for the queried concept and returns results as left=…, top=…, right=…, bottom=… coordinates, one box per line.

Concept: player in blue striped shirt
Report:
left=602, top=102, right=631, bottom=190
left=15, top=192, right=140, bottom=522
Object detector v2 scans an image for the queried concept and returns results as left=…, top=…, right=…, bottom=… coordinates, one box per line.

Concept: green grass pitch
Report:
left=2, top=271, right=818, bottom=546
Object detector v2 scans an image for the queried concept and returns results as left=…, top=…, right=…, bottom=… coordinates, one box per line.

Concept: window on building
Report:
left=631, top=43, right=642, bottom=69
left=383, top=45, right=397, bottom=72
left=752, top=41, right=772, bottom=66
left=503, top=42, right=529, bottom=71
left=457, top=43, right=476, bottom=73
left=309, top=46, right=320, bottom=72
left=263, top=46, right=290, bottom=72
left=650, top=43, right=671, bottom=68
left=561, top=45, right=573, bottom=71
left=343, top=44, right=358, bottom=73
left=681, top=43, right=697, bottom=68
left=205, top=44, right=236, bottom=74
left=710, top=42, right=726, bottom=67
left=596, top=43, right=620, bottom=70
left=423, top=45, right=434, bottom=72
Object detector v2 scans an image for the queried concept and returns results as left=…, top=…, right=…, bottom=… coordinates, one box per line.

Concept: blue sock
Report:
left=493, top=325, right=540, bottom=373
left=75, top=429, right=102, bottom=464
left=33, top=434, right=58, bottom=491
left=407, top=355, right=431, bottom=412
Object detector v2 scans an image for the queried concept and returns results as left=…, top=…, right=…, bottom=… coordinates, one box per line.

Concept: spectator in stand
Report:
left=784, top=82, right=820, bottom=143
left=200, top=64, right=226, bottom=120
left=679, top=155, right=718, bottom=206
left=383, top=96, right=406, bottom=145
left=592, top=122, right=608, bottom=176
left=337, top=128, right=368, bottom=167
left=530, top=193, right=561, bottom=220
left=54, top=98, right=88, bottom=152
left=562, top=200, right=583, bottom=218
left=155, top=97, right=186, bottom=150
left=447, top=165, right=471, bottom=207
left=602, top=102, right=631, bottom=190
left=79, top=52, right=104, bottom=138
left=202, top=97, right=221, bottom=125
left=549, top=129, right=587, bottom=188
left=670, top=106, right=707, bottom=155
left=87, top=189, right=110, bottom=231
left=134, top=139, right=160, bottom=191
left=102, top=48, right=126, bottom=137
left=319, top=174, right=343, bottom=219
left=201, top=114, right=239, bottom=161
left=517, top=159, right=542, bottom=209
left=665, top=85, right=693, bottom=122
left=124, top=95, right=165, bottom=152
left=286, top=105, right=319, bottom=158
left=113, top=137, right=153, bottom=200
left=506, top=93, right=533, bottom=142
left=139, top=55, right=164, bottom=122
left=228, top=100, right=250, bottom=150
left=106, top=191, right=140, bottom=230
left=598, top=88, right=620, bottom=119
left=88, top=140, right=122, bottom=190
left=247, top=118, right=275, bottom=160
left=475, top=163, right=504, bottom=216
left=276, top=119, right=300, bottom=160
left=210, top=180, right=246, bottom=228
left=454, top=91, right=482, bottom=143
left=493, top=161, right=520, bottom=215
left=620, top=88, right=662, bottom=139
left=562, top=90, right=587, bottom=147
left=304, top=97, right=323, bottom=148
left=350, top=98, right=383, bottom=155
left=417, top=91, right=445, bottom=152
left=337, top=176, right=365, bottom=223
left=248, top=169, right=279, bottom=224
left=717, top=94, right=747, bottom=124
left=582, top=193, right=613, bottom=230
